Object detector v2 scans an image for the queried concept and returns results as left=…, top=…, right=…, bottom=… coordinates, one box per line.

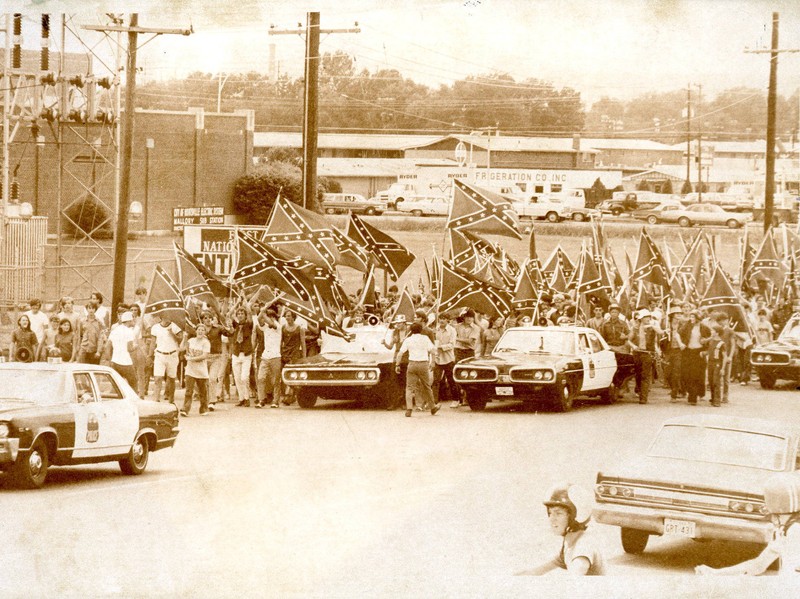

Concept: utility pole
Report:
left=745, top=12, right=800, bottom=234
left=83, top=15, right=191, bottom=311
left=685, top=85, right=691, bottom=191
left=270, top=14, right=359, bottom=210
left=696, top=84, right=703, bottom=202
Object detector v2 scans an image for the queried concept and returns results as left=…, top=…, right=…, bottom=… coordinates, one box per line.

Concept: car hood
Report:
left=599, top=454, right=777, bottom=496
left=286, top=353, right=392, bottom=367
left=458, top=353, right=571, bottom=369
left=753, top=339, right=800, bottom=353
left=0, top=398, right=40, bottom=415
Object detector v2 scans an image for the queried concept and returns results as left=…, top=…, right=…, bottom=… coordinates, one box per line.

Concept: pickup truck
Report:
left=509, top=195, right=573, bottom=223
left=321, top=193, right=387, bottom=216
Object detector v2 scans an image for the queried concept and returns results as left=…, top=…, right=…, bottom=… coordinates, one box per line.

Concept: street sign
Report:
left=172, top=206, right=225, bottom=231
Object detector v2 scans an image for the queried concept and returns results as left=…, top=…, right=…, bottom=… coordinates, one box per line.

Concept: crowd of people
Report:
left=4, top=281, right=794, bottom=416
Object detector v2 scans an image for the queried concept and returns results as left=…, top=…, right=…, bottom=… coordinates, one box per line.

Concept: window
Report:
left=94, top=372, right=124, bottom=400
left=534, top=186, right=544, bottom=194
left=587, top=332, right=604, bottom=353
left=577, top=333, right=590, bottom=353
left=74, top=373, right=97, bottom=403
left=551, top=184, right=563, bottom=193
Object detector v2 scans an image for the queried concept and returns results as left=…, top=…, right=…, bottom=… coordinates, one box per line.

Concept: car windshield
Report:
left=494, top=329, right=575, bottom=355
left=648, top=424, right=788, bottom=471
left=321, top=328, right=391, bottom=356
left=779, top=317, right=800, bottom=342
left=0, top=369, right=71, bottom=405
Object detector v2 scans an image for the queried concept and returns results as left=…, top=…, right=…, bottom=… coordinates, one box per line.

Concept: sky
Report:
left=15, top=0, right=800, bottom=106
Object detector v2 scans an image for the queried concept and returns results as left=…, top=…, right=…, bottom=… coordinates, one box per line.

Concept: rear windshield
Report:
left=648, top=424, right=788, bottom=471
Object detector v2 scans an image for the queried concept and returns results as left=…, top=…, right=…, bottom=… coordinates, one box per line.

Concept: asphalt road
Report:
left=3, top=381, right=800, bottom=598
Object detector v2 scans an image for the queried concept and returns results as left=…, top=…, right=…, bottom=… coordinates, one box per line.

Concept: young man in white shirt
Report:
left=23, top=298, right=51, bottom=352
left=395, top=322, right=437, bottom=417
left=106, top=311, right=137, bottom=390
left=148, top=315, right=183, bottom=403
left=254, top=307, right=283, bottom=408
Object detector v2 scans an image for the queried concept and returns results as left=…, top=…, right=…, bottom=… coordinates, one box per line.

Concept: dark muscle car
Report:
left=452, top=325, right=618, bottom=412
left=594, top=415, right=799, bottom=554
left=751, top=313, right=800, bottom=389
left=0, top=362, right=179, bottom=489
left=282, top=324, right=403, bottom=409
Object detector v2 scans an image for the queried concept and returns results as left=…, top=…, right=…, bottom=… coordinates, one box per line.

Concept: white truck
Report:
left=509, top=194, right=573, bottom=224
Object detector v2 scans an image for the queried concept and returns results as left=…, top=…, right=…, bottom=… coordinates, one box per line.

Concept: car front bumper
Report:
left=0, top=437, right=20, bottom=464
left=593, top=501, right=772, bottom=544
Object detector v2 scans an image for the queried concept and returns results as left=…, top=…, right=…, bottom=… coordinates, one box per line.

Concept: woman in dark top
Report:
left=280, top=311, right=306, bottom=404
left=54, top=318, right=75, bottom=362
left=10, top=314, right=38, bottom=362
left=230, top=306, right=255, bottom=407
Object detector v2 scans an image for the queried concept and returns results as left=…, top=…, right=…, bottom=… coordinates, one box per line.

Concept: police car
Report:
left=0, top=361, right=180, bottom=488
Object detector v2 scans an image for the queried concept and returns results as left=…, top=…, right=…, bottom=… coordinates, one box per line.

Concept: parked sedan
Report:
left=0, top=362, right=179, bottom=488
left=631, top=202, right=684, bottom=225
left=594, top=415, right=799, bottom=554
left=669, top=203, right=751, bottom=228
left=321, top=193, right=387, bottom=216
left=452, top=325, right=618, bottom=411
left=750, top=313, right=800, bottom=389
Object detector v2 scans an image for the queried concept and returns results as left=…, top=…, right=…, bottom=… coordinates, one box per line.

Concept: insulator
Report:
left=13, top=14, right=22, bottom=35
left=41, top=15, right=50, bottom=71
left=40, top=107, right=59, bottom=122
left=68, top=109, right=87, bottom=123
left=96, top=77, right=112, bottom=90
left=12, top=14, right=22, bottom=69
left=40, top=72, right=56, bottom=86
left=41, top=15, right=50, bottom=36
left=69, top=75, right=84, bottom=88
left=10, top=180, right=19, bottom=201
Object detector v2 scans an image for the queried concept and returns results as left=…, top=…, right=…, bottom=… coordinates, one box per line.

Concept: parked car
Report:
left=282, top=322, right=402, bottom=409
left=631, top=202, right=684, bottom=225
left=598, top=191, right=675, bottom=217
left=395, top=195, right=450, bottom=217
left=594, top=415, right=799, bottom=554
left=321, top=193, right=387, bottom=216
left=509, top=195, right=573, bottom=223
left=452, top=325, right=618, bottom=412
left=750, top=313, right=800, bottom=389
left=669, top=203, right=751, bottom=228
left=0, top=362, right=180, bottom=489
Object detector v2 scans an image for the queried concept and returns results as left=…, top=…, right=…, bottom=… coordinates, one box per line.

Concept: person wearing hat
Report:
left=696, top=473, right=800, bottom=576
left=106, top=310, right=138, bottom=390
left=678, top=310, right=712, bottom=405
left=627, top=309, right=660, bottom=404
left=664, top=304, right=687, bottom=402
left=530, top=483, right=606, bottom=576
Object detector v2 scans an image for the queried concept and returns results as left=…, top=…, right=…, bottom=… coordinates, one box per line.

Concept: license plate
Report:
left=495, top=386, right=514, bottom=396
left=663, top=518, right=695, bottom=537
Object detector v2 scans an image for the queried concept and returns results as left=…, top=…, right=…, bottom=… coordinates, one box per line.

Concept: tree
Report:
left=232, top=161, right=303, bottom=224
left=681, top=180, right=693, bottom=194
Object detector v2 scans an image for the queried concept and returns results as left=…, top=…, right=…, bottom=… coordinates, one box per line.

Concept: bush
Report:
left=233, top=161, right=304, bottom=224
left=64, top=196, right=113, bottom=239
left=681, top=180, right=693, bottom=194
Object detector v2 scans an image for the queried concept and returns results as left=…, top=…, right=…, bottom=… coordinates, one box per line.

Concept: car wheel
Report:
left=546, top=212, right=559, bottom=223
left=678, top=216, right=691, bottom=227
left=467, top=394, right=487, bottom=411
left=572, top=212, right=585, bottom=222
left=554, top=379, right=573, bottom=412
left=11, top=438, right=49, bottom=489
left=412, top=209, right=423, bottom=217
left=325, top=208, right=335, bottom=215
left=598, top=382, right=617, bottom=405
left=726, top=219, right=740, bottom=229
left=611, top=207, right=622, bottom=217
left=759, top=373, right=776, bottom=390
left=621, top=528, right=650, bottom=554
left=119, top=434, right=150, bottom=475
left=647, top=215, right=658, bottom=225
left=366, top=207, right=376, bottom=215
left=296, top=388, right=318, bottom=409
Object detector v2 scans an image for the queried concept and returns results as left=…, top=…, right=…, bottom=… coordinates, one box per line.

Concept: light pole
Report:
left=217, top=72, right=229, bottom=113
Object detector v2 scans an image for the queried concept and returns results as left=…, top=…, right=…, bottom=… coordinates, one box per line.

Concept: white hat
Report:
left=120, top=311, right=133, bottom=323
left=636, top=309, right=652, bottom=320
left=392, top=314, right=407, bottom=324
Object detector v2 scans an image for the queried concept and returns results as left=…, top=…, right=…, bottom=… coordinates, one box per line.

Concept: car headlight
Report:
left=367, top=371, right=377, bottom=380
left=0, top=423, right=9, bottom=438
left=469, top=370, right=477, bottom=379
left=356, top=371, right=366, bottom=380
left=288, top=372, right=298, bottom=380
left=541, top=371, right=553, bottom=381
left=765, top=355, right=772, bottom=363
left=533, top=371, right=543, bottom=380
left=299, top=372, right=308, bottom=380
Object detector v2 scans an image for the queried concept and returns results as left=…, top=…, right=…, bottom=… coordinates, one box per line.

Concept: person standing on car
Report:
left=530, top=483, right=606, bottom=576
left=395, top=322, right=437, bottom=417
left=628, top=309, right=660, bottom=404
left=696, top=473, right=800, bottom=576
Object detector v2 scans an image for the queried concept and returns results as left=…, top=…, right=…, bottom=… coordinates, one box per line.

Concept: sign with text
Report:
left=182, top=226, right=238, bottom=277
left=172, top=206, right=225, bottom=231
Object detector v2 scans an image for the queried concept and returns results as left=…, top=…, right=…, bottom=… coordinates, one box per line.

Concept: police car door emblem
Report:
left=87, top=413, right=99, bottom=443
